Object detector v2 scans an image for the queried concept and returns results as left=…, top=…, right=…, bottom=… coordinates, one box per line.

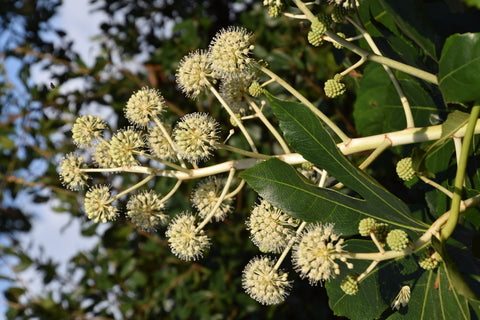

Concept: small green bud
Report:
left=331, top=6, right=347, bottom=23
left=324, top=74, right=346, bottom=98
left=358, top=218, right=377, bottom=236
left=311, top=17, right=327, bottom=35
left=418, top=249, right=440, bottom=270
left=396, top=157, right=416, bottom=181
left=248, top=81, right=264, bottom=97
left=308, top=30, right=323, bottom=47
left=340, top=274, right=359, bottom=295
left=333, top=32, right=346, bottom=49
left=386, top=229, right=409, bottom=251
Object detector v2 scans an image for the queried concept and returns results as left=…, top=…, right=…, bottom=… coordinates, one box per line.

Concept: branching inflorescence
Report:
left=58, top=0, right=480, bottom=311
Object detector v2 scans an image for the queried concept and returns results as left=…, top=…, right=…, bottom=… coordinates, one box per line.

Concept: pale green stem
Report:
left=159, top=180, right=182, bottom=204
left=357, top=260, right=379, bottom=282
left=195, top=168, right=236, bottom=232
left=153, top=117, right=189, bottom=169
left=417, top=175, right=454, bottom=199
left=369, top=231, right=386, bottom=254
left=216, top=143, right=272, bottom=160
left=441, top=105, right=480, bottom=242
left=107, top=174, right=155, bottom=204
left=225, top=179, right=245, bottom=199
left=339, top=55, right=367, bottom=77
left=453, top=137, right=465, bottom=186
left=273, top=170, right=328, bottom=271
left=247, top=98, right=291, bottom=153
left=291, top=0, right=438, bottom=85
left=256, top=63, right=350, bottom=142
left=204, top=79, right=259, bottom=153
left=347, top=15, right=414, bottom=128
left=133, top=150, right=190, bottom=173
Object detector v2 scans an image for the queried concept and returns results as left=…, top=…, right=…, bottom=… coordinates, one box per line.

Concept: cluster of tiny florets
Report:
left=396, top=157, right=416, bottom=181
left=147, top=125, right=176, bottom=161
left=374, top=223, right=391, bottom=246
left=418, top=249, right=440, bottom=270
left=93, top=139, right=115, bottom=168
left=173, top=112, right=219, bottom=163
left=84, top=185, right=118, bottom=223
left=308, top=30, right=324, bottom=47
left=109, top=128, right=144, bottom=167
left=165, top=212, right=210, bottom=261
left=191, top=177, right=234, bottom=222
left=176, top=50, right=215, bottom=99
left=386, top=229, right=410, bottom=251
left=246, top=199, right=300, bottom=253
left=333, top=32, right=346, bottom=49
left=59, top=153, right=89, bottom=190
left=331, top=5, right=347, bottom=23
left=125, top=87, right=166, bottom=127
left=126, top=190, right=168, bottom=231
left=248, top=81, right=264, bottom=97
left=242, top=256, right=291, bottom=305
left=358, top=218, right=377, bottom=236
left=220, top=72, right=256, bottom=114
left=292, top=223, right=352, bottom=285
left=209, top=26, right=254, bottom=77
left=263, top=0, right=284, bottom=18
left=71, top=115, right=107, bottom=147
left=340, top=274, right=359, bottom=295
left=324, top=74, right=346, bottom=98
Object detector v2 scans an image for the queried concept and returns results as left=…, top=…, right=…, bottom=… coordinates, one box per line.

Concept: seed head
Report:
left=220, top=72, right=255, bottom=114
left=126, top=190, right=168, bottom=231
left=59, top=153, right=89, bottom=190
left=84, top=185, right=118, bottom=223
left=242, top=256, right=291, bottom=305
left=176, top=50, right=215, bottom=99
left=165, top=212, right=210, bottom=261
left=292, top=223, right=352, bottom=285
left=191, top=176, right=234, bottom=222
left=71, top=115, right=107, bottom=147
left=209, top=26, right=254, bottom=77
left=246, top=199, right=300, bottom=253
left=125, top=87, right=166, bottom=127
left=173, top=112, right=219, bottom=163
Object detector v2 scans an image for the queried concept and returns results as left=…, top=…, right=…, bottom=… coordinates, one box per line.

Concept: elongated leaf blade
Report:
left=265, top=92, right=427, bottom=230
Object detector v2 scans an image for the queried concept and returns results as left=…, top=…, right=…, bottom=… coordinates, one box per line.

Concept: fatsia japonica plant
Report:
left=58, top=0, right=480, bottom=318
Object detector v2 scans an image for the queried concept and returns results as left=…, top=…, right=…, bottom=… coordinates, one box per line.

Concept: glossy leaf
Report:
left=438, top=33, right=480, bottom=104
left=264, top=92, right=427, bottom=231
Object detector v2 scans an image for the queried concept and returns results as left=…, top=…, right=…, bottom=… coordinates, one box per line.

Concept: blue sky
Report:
left=1, top=0, right=107, bottom=317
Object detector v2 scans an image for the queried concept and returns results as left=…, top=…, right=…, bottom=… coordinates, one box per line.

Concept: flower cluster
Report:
left=59, top=153, right=89, bottom=190
left=246, top=199, right=299, bottom=253
left=71, top=115, right=107, bottom=147
left=191, top=177, right=234, bottom=222
left=126, top=190, right=168, bottom=231
left=292, top=223, right=353, bottom=285
left=125, top=87, right=166, bottom=127
left=83, top=185, right=118, bottom=223
left=242, top=256, right=291, bottom=305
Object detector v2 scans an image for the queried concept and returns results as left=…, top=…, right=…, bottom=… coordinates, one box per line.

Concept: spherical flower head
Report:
left=176, top=50, right=214, bottom=99
left=340, top=274, right=359, bottom=295
left=93, top=139, right=115, bottom=168
left=308, top=30, right=323, bottom=47
left=208, top=26, right=254, bottom=77
left=292, top=223, right=352, bottom=285
left=386, top=229, right=409, bottom=251
left=109, top=128, right=144, bottom=167
left=374, top=222, right=390, bottom=246
left=71, top=115, right=107, bottom=147
left=358, top=218, right=377, bottom=236
left=173, top=112, right=219, bottom=163
left=125, top=87, right=166, bottom=127
left=84, top=185, right=118, bottom=223
left=220, top=72, right=256, bottom=114
left=311, top=17, right=327, bottom=35
left=246, top=199, right=300, bottom=253
left=242, top=256, right=291, bottom=305
left=147, top=125, right=176, bottom=161
left=165, top=212, right=210, bottom=261
left=331, top=5, right=347, bottom=23
left=126, top=190, right=168, bottom=231
left=191, top=177, right=234, bottom=222
left=418, top=249, right=440, bottom=270
left=248, top=81, right=264, bottom=97
left=324, top=74, right=346, bottom=98
left=333, top=32, right=346, bottom=49
left=396, top=157, right=416, bottom=181
left=59, top=153, right=89, bottom=190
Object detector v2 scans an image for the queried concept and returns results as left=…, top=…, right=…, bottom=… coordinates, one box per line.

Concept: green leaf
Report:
left=438, top=33, right=480, bottom=104
left=264, top=92, right=427, bottom=231
left=354, top=63, right=439, bottom=138
left=240, top=158, right=366, bottom=234
left=326, top=240, right=473, bottom=320
left=462, top=0, right=480, bottom=10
